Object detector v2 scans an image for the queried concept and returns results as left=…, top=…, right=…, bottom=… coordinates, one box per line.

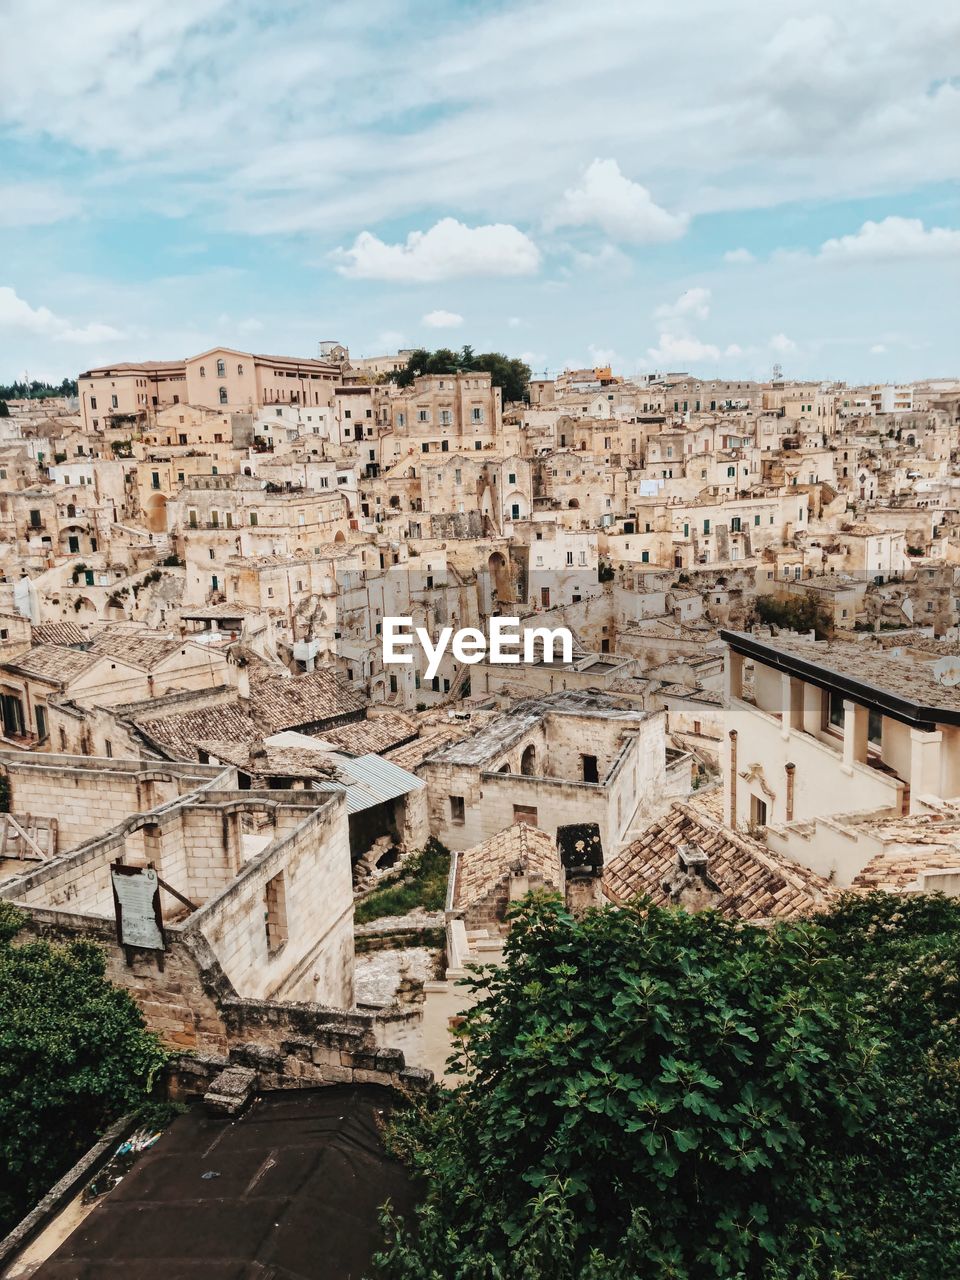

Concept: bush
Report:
left=374, top=892, right=960, bottom=1279
left=0, top=903, right=167, bottom=1234
left=354, top=839, right=449, bottom=924
left=754, top=593, right=833, bottom=639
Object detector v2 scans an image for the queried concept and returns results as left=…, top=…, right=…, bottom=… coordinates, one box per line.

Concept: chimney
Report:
left=557, top=822, right=605, bottom=914
left=663, top=843, right=720, bottom=912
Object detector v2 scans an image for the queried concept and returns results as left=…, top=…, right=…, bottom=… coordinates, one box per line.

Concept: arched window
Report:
left=66, top=503, right=76, bottom=518
left=199, top=366, right=206, bottom=377
left=216, top=358, right=226, bottom=377
left=237, top=363, right=244, bottom=375
left=219, top=386, right=228, bottom=405
left=520, top=744, right=537, bottom=776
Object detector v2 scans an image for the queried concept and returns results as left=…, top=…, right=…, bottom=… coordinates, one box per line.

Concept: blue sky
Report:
left=1, top=0, right=958, bottom=385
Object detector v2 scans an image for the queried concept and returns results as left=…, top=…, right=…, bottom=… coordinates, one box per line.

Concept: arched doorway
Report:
left=520, top=744, right=537, bottom=775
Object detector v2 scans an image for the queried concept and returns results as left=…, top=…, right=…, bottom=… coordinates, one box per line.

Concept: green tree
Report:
left=754, top=592, right=834, bottom=639
left=377, top=893, right=960, bottom=1278
left=388, top=346, right=531, bottom=404
left=0, top=903, right=167, bottom=1233
left=375, top=895, right=880, bottom=1279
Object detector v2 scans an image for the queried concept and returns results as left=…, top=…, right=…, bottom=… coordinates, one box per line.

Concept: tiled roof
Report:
left=454, top=823, right=562, bottom=911
left=88, top=630, right=185, bottom=669
left=3, top=644, right=99, bottom=685
left=132, top=701, right=256, bottom=760
left=131, top=670, right=366, bottom=761
left=847, top=814, right=960, bottom=892
left=320, top=711, right=418, bottom=756
left=604, top=803, right=831, bottom=922
left=249, top=668, right=367, bottom=730
left=30, top=621, right=89, bottom=647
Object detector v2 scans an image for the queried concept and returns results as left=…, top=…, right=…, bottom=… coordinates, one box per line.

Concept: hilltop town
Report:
left=0, top=348, right=956, bottom=1030
left=2, top=343, right=960, bottom=1269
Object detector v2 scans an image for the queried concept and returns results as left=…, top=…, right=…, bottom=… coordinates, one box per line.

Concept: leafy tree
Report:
left=0, top=400, right=9, bottom=418
left=375, top=892, right=960, bottom=1279
left=0, top=378, right=77, bottom=401
left=388, top=346, right=531, bottom=404
left=754, top=592, right=834, bottom=640
left=375, top=895, right=878, bottom=1278
left=0, top=902, right=167, bottom=1233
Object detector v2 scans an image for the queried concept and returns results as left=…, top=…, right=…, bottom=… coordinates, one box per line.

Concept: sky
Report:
left=1, top=0, right=958, bottom=386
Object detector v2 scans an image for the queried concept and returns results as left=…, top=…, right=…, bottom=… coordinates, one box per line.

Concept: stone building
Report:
left=420, top=689, right=668, bottom=856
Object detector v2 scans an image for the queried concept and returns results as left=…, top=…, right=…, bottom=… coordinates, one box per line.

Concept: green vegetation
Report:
left=0, top=902, right=167, bottom=1234
left=388, top=346, right=531, bottom=405
left=354, top=839, right=449, bottom=924
left=0, top=378, right=77, bottom=401
left=374, top=891, right=960, bottom=1279
left=754, top=593, right=833, bottom=639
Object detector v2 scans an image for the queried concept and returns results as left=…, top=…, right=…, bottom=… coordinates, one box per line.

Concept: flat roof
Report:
left=722, top=629, right=960, bottom=728
left=30, top=1086, right=413, bottom=1280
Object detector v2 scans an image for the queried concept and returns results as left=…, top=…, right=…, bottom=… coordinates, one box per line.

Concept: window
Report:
left=104, top=739, right=113, bottom=758
left=417, top=409, right=429, bottom=423
left=508, top=472, right=516, bottom=485
left=641, top=551, right=649, bottom=563
left=581, top=754, right=599, bottom=783
left=151, top=471, right=160, bottom=490
left=750, top=795, right=767, bottom=828
left=472, top=407, right=483, bottom=423
left=513, top=804, right=538, bottom=827
left=754, top=514, right=761, bottom=526
left=216, top=358, right=226, bottom=377
left=450, top=794, right=466, bottom=825
left=703, top=519, right=711, bottom=534
left=566, top=551, right=574, bottom=565
left=731, top=516, right=741, bottom=532
left=111, top=395, right=118, bottom=409
left=265, top=871, right=288, bottom=953
left=219, top=387, right=228, bottom=404
left=237, top=363, right=243, bottom=375
left=199, top=366, right=206, bottom=377
left=90, top=396, right=97, bottom=410
left=727, top=465, right=735, bottom=477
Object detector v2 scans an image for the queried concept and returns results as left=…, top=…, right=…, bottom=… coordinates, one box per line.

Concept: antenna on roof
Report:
left=772, top=362, right=784, bottom=384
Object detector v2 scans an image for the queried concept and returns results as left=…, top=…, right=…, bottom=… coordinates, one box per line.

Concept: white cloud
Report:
left=646, top=333, right=720, bottom=367
left=422, top=309, right=463, bottom=329
left=769, top=332, right=797, bottom=353
left=547, top=159, right=689, bottom=244
left=870, top=343, right=887, bottom=354
left=655, top=287, right=711, bottom=324
left=0, top=181, right=82, bottom=228
left=724, top=343, right=743, bottom=357
left=332, top=218, right=541, bottom=282
left=568, top=242, right=631, bottom=273
left=507, top=316, right=522, bottom=328
left=723, top=247, right=755, bottom=264
left=0, top=285, right=122, bottom=344
left=819, top=216, right=960, bottom=262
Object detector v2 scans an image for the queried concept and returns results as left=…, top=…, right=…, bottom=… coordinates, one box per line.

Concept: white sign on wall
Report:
left=111, top=864, right=164, bottom=952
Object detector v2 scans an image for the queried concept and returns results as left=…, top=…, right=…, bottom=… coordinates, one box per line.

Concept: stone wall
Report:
left=0, top=751, right=225, bottom=852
